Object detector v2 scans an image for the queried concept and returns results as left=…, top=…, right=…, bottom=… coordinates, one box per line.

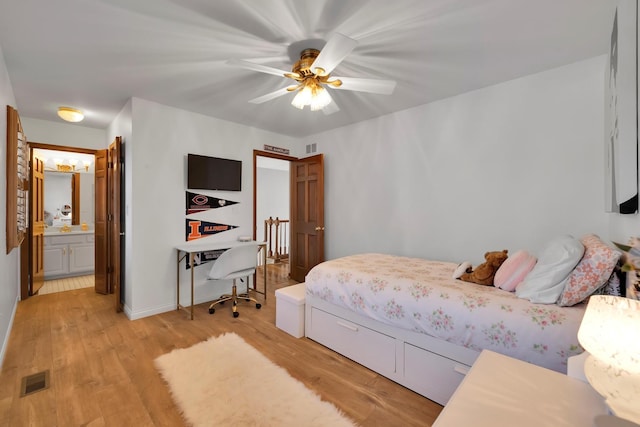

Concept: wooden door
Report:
left=94, top=149, right=108, bottom=294
left=289, top=154, right=324, bottom=282
left=30, top=156, right=45, bottom=295
left=71, top=173, right=80, bottom=225
left=108, top=137, right=122, bottom=311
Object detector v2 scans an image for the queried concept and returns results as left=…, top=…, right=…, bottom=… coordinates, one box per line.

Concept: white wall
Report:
left=125, top=98, right=298, bottom=319
left=610, top=214, right=640, bottom=244
left=79, top=172, right=94, bottom=225
left=21, top=117, right=106, bottom=150
left=0, top=44, right=20, bottom=368
left=303, top=56, right=610, bottom=265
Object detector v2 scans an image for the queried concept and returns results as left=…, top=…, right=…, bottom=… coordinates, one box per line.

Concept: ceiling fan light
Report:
left=291, top=95, right=305, bottom=109
left=310, top=86, right=332, bottom=111
left=291, top=85, right=313, bottom=109
left=57, top=106, right=84, bottom=122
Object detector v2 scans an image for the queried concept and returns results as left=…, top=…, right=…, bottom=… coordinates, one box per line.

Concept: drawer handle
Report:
left=336, top=321, right=359, bottom=332
left=453, top=365, right=469, bottom=376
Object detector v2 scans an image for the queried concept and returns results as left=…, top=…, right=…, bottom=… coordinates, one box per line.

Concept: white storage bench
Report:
left=275, top=283, right=306, bottom=338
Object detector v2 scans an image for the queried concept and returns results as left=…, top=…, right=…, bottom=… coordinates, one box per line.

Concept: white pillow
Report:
left=515, top=235, right=584, bottom=304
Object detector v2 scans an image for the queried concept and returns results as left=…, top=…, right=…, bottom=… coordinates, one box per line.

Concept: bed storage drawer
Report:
left=309, top=307, right=396, bottom=376
left=404, top=342, right=470, bottom=405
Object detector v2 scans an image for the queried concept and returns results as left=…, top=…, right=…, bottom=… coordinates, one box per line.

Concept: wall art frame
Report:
left=605, top=0, right=639, bottom=214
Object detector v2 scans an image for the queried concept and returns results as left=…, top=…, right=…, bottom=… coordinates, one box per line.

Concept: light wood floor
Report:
left=37, top=275, right=94, bottom=295
left=0, top=264, right=442, bottom=426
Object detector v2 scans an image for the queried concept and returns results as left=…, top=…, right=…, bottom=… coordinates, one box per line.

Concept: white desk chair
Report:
left=207, top=244, right=262, bottom=318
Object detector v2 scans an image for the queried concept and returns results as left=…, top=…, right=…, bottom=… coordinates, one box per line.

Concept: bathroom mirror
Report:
left=44, top=171, right=82, bottom=225
left=36, top=149, right=95, bottom=229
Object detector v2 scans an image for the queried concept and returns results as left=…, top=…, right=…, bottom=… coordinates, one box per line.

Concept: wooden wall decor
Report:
left=605, top=0, right=639, bottom=214
left=6, top=105, right=28, bottom=253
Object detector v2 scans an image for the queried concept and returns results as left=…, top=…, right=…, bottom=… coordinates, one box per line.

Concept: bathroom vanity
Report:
left=43, top=229, right=94, bottom=279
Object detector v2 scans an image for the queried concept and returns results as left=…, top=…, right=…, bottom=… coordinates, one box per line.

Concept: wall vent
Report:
left=20, top=370, right=50, bottom=397
left=305, top=143, right=317, bottom=154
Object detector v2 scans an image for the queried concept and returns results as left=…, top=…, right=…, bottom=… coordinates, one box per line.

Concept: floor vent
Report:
left=20, top=370, right=50, bottom=397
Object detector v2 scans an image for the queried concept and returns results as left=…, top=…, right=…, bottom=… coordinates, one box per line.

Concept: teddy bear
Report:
left=453, top=250, right=509, bottom=286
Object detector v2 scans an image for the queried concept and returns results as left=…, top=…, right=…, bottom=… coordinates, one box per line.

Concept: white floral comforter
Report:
left=306, top=253, right=586, bottom=373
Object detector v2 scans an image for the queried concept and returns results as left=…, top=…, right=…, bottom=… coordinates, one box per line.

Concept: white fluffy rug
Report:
left=155, top=333, right=357, bottom=427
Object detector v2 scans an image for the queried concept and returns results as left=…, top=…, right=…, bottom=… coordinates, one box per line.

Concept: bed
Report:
left=304, top=253, right=588, bottom=405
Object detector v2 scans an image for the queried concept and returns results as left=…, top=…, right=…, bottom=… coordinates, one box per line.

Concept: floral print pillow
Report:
left=557, top=235, right=621, bottom=306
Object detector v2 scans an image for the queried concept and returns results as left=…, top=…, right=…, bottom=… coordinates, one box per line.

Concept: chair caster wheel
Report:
left=256, top=303, right=262, bottom=309
left=209, top=308, right=215, bottom=314
left=233, top=312, right=239, bottom=318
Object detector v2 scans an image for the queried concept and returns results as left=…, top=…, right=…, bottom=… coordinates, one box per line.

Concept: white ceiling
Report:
left=0, top=0, right=616, bottom=138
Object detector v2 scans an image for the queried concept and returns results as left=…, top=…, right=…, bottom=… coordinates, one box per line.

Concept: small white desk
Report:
left=433, top=350, right=607, bottom=427
left=175, top=240, right=267, bottom=319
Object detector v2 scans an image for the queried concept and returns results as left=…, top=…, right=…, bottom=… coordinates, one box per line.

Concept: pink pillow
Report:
left=494, top=250, right=537, bottom=292
left=557, top=235, right=621, bottom=306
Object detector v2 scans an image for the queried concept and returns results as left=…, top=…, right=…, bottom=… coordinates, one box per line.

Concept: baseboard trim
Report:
left=0, top=295, right=19, bottom=373
left=124, top=288, right=242, bottom=320
left=125, top=303, right=177, bottom=321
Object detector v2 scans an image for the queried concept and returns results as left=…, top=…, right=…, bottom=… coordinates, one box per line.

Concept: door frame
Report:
left=108, top=137, right=123, bottom=311
left=21, top=142, right=98, bottom=299
left=253, top=149, right=325, bottom=282
left=29, top=155, right=45, bottom=295
left=252, top=150, right=297, bottom=242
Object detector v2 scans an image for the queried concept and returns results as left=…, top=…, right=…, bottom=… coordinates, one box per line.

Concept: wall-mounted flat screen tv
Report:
left=187, top=153, right=242, bottom=191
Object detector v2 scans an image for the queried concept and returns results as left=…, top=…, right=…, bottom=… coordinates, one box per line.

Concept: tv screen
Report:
left=187, top=154, right=242, bottom=191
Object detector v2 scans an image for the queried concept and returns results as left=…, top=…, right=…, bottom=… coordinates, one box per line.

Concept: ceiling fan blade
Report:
left=311, top=33, right=358, bottom=76
left=248, top=87, right=292, bottom=104
left=227, top=59, right=295, bottom=78
left=330, top=76, right=397, bottom=95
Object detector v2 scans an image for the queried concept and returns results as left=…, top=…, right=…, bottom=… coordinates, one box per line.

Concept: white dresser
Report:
left=44, top=231, right=95, bottom=279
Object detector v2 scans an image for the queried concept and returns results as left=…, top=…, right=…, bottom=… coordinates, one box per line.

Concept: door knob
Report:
left=315, top=226, right=325, bottom=231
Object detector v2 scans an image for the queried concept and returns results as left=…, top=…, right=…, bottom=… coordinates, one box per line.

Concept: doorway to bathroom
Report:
left=31, top=146, right=96, bottom=296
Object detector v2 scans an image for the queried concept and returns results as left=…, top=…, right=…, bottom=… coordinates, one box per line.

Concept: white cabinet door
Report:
left=44, top=245, right=69, bottom=278
left=69, top=243, right=95, bottom=274
left=44, top=233, right=95, bottom=279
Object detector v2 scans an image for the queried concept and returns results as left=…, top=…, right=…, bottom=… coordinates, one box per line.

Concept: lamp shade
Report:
left=310, top=86, right=331, bottom=111
left=578, top=295, right=640, bottom=423
left=290, top=78, right=333, bottom=111
left=291, top=86, right=312, bottom=109
left=57, top=107, right=84, bottom=122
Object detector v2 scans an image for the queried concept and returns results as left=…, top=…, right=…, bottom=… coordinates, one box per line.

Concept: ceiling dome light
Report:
left=57, top=107, right=84, bottom=122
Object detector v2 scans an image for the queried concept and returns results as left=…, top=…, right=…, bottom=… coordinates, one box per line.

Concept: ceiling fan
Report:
left=227, top=33, right=397, bottom=114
